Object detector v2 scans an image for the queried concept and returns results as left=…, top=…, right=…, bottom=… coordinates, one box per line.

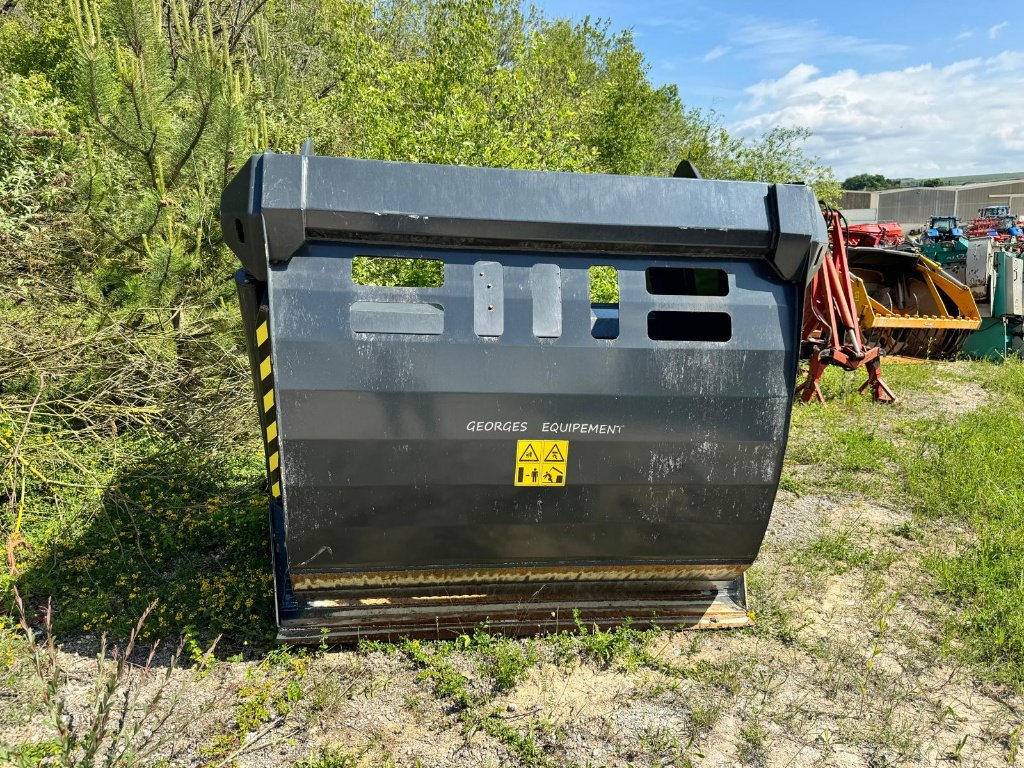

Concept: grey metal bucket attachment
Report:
left=222, top=149, right=826, bottom=643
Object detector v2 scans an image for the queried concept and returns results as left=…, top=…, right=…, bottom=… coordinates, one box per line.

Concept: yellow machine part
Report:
left=849, top=251, right=981, bottom=359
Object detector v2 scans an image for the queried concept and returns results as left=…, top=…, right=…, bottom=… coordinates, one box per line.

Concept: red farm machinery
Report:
left=796, top=207, right=897, bottom=403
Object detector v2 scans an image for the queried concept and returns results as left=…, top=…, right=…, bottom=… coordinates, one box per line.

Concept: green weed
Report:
left=738, top=720, right=769, bottom=764
left=752, top=602, right=803, bottom=644
left=457, top=626, right=539, bottom=691
left=0, top=740, right=61, bottom=767
left=204, top=645, right=310, bottom=760
left=0, top=617, right=25, bottom=690
left=400, top=638, right=473, bottom=710
left=356, top=638, right=396, bottom=655
left=304, top=662, right=361, bottom=723
left=555, top=611, right=659, bottom=669
left=778, top=470, right=808, bottom=495
left=292, top=746, right=364, bottom=768
left=689, top=700, right=724, bottom=733
left=795, top=528, right=875, bottom=574
left=889, top=520, right=921, bottom=541
left=476, top=711, right=553, bottom=768
left=636, top=725, right=704, bottom=766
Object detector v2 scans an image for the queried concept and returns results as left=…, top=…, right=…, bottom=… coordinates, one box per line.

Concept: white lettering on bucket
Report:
left=541, top=423, right=623, bottom=435
left=466, top=420, right=529, bottom=433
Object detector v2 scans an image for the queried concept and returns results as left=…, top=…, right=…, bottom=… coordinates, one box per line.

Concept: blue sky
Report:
left=535, top=0, right=1023, bottom=179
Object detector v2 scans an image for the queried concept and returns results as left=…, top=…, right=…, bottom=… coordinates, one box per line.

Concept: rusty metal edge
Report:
left=276, top=575, right=753, bottom=644
left=291, top=563, right=749, bottom=590
left=278, top=610, right=754, bottom=644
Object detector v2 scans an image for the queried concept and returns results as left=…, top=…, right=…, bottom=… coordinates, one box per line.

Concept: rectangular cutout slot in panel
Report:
left=352, top=256, right=444, bottom=287
left=591, top=305, right=620, bottom=339
left=647, top=311, right=731, bottom=342
left=531, top=264, right=562, bottom=338
left=646, top=267, right=729, bottom=296
left=590, top=266, right=619, bottom=339
left=474, top=261, right=504, bottom=337
left=351, top=301, right=444, bottom=335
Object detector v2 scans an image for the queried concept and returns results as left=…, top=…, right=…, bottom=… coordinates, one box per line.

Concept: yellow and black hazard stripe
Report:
left=255, top=309, right=282, bottom=500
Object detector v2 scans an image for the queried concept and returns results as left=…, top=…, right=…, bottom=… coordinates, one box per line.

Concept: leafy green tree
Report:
left=842, top=173, right=897, bottom=191
left=0, top=73, right=76, bottom=256
left=0, top=0, right=80, bottom=108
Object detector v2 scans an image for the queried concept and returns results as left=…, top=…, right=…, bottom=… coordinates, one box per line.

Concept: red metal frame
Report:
left=965, top=208, right=1022, bottom=243
left=795, top=208, right=896, bottom=404
left=843, top=221, right=903, bottom=248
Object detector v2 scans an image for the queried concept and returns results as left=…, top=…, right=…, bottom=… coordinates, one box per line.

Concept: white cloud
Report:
left=955, top=29, right=973, bottom=40
left=731, top=19, right=908, bottom=63
left=988, top=21, right=1009, bottom=38
left=734, top=52, right=1024, bottom=178
left=702, top=45, right=730, bottom=63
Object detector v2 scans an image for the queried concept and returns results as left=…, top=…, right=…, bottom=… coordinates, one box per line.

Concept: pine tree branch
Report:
left=168, top=97, right=212, bottom=186
left=83, top=58, right=158, bottom=176
left=227, top=0, right=267, bottom=51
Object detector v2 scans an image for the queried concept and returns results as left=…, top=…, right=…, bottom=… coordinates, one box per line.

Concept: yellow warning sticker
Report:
left=518, top=443, right=540, bottom=462
left=543, top=443, right=565, bottom=462
left=515, top=440, right=569, bottom=487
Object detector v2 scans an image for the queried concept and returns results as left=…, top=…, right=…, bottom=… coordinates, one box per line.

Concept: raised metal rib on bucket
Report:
left=222, top=149, right=827, bottom=642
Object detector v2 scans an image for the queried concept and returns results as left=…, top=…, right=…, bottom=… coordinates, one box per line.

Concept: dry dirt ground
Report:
left=3, top=371, right=1022, bottom=768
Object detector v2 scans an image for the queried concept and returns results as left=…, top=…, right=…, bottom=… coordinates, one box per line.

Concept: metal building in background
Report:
left=841, top=179, right=1024, bottom=231
left=222, top=148, right=826, bottom=642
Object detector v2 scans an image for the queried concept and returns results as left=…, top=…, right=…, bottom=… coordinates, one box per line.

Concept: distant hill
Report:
left=894, top=171, right=1024, bottom=187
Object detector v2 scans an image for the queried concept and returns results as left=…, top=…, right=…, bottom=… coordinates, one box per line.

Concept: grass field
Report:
left=2, top=359, right=1024, bottom=766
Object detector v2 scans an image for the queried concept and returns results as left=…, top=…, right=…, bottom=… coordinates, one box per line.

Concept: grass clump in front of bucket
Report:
left=544, top=611, right=660, bottom=670
left=400, top=637, right=475, bottom=710
left=455, top=624, right=540, bottom=692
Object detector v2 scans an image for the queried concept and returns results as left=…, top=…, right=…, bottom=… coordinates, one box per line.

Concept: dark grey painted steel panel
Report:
left=531, top=264, right=562, bottom=338
left=473, top=261, right=503, bottom=337
left=350, top=301, right=444, bottom=335
left=221, top=153, right=827, bottom=283
left=266, top=245, right=797, bottom=576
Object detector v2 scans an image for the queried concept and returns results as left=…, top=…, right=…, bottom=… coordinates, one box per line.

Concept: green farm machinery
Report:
left=918, top=215, right=969, bottom=263
left=929, top=237, right=1024, bottom=359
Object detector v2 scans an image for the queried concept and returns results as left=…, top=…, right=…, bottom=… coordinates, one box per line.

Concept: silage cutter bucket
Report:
left=848, top=249, right=982, bottom=359
left=221, top=146, right=827, bottom=642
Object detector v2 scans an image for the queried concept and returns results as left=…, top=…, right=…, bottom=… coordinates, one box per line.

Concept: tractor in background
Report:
left=921, top=214, right=964, bottom=242
left=918, top=215, right=969, bottom=262
left=965, top=205, right=1024, bottom=243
